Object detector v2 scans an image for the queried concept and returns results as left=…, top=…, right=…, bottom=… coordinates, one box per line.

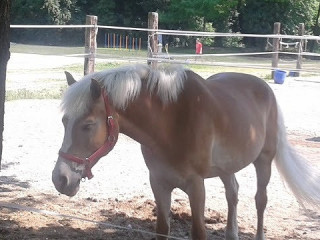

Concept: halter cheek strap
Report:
left=58, top=89, right=119, bottom=180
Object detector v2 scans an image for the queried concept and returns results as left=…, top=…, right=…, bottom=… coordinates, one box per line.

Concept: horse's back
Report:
left=206, top=72, right=274, bottom=105
left=206, top=72, right=277, bottom=120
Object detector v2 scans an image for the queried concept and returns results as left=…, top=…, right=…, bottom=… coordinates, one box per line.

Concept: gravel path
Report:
left=1, top=58, right=320, bottom=239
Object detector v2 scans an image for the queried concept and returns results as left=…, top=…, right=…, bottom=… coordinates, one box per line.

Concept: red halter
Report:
left=58, top=89, right=118, bottom=180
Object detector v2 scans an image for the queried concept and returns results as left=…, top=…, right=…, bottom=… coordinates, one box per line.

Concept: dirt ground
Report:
left=1, top=56, right=320, bottom=239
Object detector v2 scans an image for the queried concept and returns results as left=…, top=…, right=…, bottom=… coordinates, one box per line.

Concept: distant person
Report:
left=195, top=38, right=203, bottom=54
left=158, top=34, right=163, bottom=53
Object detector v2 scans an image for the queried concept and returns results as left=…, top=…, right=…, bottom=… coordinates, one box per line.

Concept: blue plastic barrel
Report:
left=274, top=70, right=286, bottom=84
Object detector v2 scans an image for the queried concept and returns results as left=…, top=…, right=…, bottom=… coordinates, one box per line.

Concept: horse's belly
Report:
left=209, top=141, right=261, bottom=176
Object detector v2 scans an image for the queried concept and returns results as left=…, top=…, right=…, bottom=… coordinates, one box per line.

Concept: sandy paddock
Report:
left=0, top=54, right=320, bottom=239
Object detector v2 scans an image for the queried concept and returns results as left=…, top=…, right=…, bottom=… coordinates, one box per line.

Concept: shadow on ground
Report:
left=0, top=175, right=30, bottom=193
left=0, top=192, right=258, bottom=240
left=306, top=137, right=320, bottom=143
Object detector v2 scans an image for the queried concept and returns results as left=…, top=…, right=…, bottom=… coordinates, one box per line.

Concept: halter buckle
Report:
left=107, top=116, right=113, bottom=126
left=108, top=135, right=116, bottom=142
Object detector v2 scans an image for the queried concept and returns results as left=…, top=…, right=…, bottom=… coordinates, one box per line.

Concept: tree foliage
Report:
left=237, top=0, right=317, bottom=47
left=159, top=0, right=237, bottom=31
left=10, top=0, right=320, bottom=48
left=11, top=0, right=48, bottom=24
left=43, top=0, right=75, bottom=24
left=239, top=0, right=317, bottom=35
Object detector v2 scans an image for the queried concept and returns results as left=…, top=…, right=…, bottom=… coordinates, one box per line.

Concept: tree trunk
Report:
left=310, top=1, right=320, bottom=52
left=0, top=0, right=11, bottom=168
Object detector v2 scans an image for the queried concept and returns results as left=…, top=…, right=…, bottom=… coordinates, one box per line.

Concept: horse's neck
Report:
left=117, top=88, right=175, bottom=150
left=117, top=73, right=215, bottom=152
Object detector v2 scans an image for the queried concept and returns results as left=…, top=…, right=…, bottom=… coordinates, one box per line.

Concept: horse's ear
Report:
left=90, top=78, right=102, bottom=101
left=65, top=71, right=77, bottom=86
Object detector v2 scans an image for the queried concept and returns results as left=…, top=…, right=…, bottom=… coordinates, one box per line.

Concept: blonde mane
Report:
left=61, top=64, right=187, bottom=117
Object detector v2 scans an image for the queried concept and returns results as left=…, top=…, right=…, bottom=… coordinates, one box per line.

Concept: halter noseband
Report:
left=58, top=89, right=118, bottom=180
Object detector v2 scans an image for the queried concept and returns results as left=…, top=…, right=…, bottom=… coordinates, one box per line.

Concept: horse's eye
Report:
left=82, top=122, right=96, bottom=131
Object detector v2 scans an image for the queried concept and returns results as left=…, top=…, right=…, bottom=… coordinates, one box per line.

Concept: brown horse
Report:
left=52, top=64, right=320, bottom=240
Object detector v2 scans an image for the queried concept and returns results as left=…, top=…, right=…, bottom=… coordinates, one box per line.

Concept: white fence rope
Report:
left=8, top=24, right=320, bottom=73
left=280, top=41, right=299, bottom=48
left=0, top=201, right=185, bottom=240
left=144, top=57, right=320, bottom=74
left=43, top=51, right=320, bottom=74
left=162, top=51, right=320, bottom=58
left=10, top=24, right=320, bottom=41
left=163, top=52, right=277, bottom=58
left=10, top=24, right=95, bottom=29
left=69, top=50, right=320, bottom=59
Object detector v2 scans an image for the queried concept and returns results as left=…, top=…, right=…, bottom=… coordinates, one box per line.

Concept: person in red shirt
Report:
left=196, top=38, right=203, bottom=54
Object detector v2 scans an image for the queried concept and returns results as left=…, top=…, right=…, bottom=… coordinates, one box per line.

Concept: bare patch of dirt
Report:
left=1, top=136, right=319, bottom=239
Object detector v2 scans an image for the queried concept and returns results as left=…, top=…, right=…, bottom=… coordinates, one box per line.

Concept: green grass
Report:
left=6, top=87, right=65, bottom=101
left=10, top=43, right=84, bottom=55
left=8, top=43, right=317, bottom=101
left=7, top=43, right=273, bottom=101
left=10, top=43, right=148, bottom=57
left=6, top=44, right=130, bottom=101
left=53, top=62, right=122, bottom=75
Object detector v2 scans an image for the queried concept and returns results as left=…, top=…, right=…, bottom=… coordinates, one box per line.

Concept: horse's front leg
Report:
left=185, top=175, right=207, bottom=240
left=150, top=173, right=173, bottom=240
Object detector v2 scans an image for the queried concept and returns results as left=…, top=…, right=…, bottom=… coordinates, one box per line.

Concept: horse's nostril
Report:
left=60, top=175, right=69, bottom=188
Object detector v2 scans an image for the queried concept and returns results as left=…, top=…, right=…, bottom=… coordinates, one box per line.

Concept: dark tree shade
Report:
left=0, top=0, right=11, bottom=168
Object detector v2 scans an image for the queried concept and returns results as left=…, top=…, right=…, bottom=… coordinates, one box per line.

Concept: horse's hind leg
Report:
left=220, top=173, right=239, bottom=240
left=253, top=151, right=273, bottom=240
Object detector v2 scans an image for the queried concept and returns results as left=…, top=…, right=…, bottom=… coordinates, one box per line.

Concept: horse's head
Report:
left=52, top=72, right=119, bottom=197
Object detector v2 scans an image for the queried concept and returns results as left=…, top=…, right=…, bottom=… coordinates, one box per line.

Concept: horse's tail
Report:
left=275, top=105, right=320, bottom=209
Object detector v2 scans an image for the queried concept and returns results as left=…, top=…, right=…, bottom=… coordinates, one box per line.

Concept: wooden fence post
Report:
left=272, top=22, right=281, bottom=78
left=84, top=15, right=98, bottom=75
left=296, top=23, right=305, bottom=77
left=147, top=12, right=158, bottom=67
